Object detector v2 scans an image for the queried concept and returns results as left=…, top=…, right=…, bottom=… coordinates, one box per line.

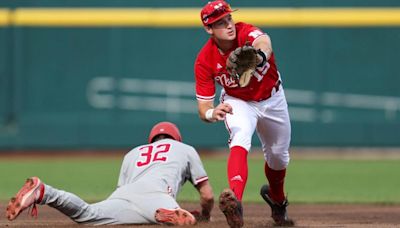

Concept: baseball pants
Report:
left=221, top=84, right=291, bottom=170
left=40, top=183, right=180, bottom=225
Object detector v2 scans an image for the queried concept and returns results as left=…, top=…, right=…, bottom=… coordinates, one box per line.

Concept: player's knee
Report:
left=265, top=147, right=290, bottom=170
left=267, top=156, right=289, bottom=170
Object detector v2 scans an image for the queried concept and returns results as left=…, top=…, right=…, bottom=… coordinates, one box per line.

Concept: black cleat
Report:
left=219, top=189, right=244, bottom=228
left=260, top=185, right=294, bottom=226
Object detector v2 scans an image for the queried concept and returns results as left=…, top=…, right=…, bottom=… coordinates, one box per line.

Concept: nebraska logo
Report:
left=215, top=73, right=238, bottom=88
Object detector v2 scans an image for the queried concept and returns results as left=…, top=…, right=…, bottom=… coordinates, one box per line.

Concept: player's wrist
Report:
left=256, top=49, right=269, bottom=68
left=201, top=212, right=211, bottom=221
left=205, top=109, right=216, bottom=122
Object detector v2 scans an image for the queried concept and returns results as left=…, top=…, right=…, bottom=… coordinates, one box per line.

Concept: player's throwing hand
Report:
left=213, top=103, right=233, bottom=121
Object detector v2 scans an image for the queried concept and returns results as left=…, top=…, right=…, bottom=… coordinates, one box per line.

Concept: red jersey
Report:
left=195, top=22, right=280, bottom=102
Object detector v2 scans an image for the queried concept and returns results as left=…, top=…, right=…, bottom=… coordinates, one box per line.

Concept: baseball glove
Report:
left=226, top=45, right=258, bottom=87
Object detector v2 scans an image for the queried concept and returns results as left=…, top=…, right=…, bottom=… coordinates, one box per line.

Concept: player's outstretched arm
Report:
left=253, top=33, right=273, bottom=64
left=193, top=180, right=214, bottom=222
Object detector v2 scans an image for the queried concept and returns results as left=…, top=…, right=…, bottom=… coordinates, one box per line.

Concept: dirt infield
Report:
left=1, top=148, right=400, bottom=227
left=1, top=202, right=400, bottom=227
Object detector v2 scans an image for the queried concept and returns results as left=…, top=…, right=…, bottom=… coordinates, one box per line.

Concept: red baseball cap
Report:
left=200, top=0, right=237, bottom=26
left=148, top=121, right=182, bottom=143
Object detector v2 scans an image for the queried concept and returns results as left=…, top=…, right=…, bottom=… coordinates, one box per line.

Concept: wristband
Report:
left=205, top=109, right=215, bottom=121
left=257, top=49, right=269, bottom=68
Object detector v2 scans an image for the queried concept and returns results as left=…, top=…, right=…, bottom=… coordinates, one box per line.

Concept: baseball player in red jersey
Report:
left=6, top=122, right=214, bottom=226
left=195, top=1, right=294, bottom=227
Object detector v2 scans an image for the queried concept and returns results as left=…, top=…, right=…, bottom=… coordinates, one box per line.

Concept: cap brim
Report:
left=208, top=9, right=238, bottom=25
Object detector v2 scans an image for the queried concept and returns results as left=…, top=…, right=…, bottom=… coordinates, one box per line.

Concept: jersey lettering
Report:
left=253, top=62, right=270, bottom=81
left=136, top=143, right=171, bottom=167
left=215, top=73, right=238, bottom=88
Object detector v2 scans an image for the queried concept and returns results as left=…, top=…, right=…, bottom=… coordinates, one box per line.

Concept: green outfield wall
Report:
left=0, top=1, right=400, bottom=149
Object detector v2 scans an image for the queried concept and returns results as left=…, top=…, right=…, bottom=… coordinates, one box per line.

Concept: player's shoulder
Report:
left=172, top=140, right=197, bottom=151
left=168, top=140, right=199, bottom=157
left=195, top=39, right=215, bottom=71
left=236, top=22, right=266, bottom=44
left=235, top=22, right=258, bottom=31
left=198, top=38, right=217, bottom=58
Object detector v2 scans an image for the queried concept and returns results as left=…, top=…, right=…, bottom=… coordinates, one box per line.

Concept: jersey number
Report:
left=136, top=143, right=171, bottom=167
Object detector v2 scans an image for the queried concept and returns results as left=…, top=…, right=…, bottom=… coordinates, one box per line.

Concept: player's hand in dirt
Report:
left=214, top=103, right=233, bottom=121
left=190, top=210, right=211, bottom=223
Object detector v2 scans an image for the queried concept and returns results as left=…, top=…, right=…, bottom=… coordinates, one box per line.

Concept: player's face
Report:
left=210, top=15, right=236, bottom=41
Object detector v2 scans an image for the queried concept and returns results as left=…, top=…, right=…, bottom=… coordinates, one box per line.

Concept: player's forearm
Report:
left=200, top=195, right=214, bottom=219
left=200, top=197, right=214, bottom=219
left=197, top=181, right=214, bottom=218
left=253, top=34, right=273, bottom=61
left=197, top=100, right=215, bottom=122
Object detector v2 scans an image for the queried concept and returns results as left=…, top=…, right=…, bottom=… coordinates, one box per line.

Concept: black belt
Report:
left=274, top=80, right=281, bottom=92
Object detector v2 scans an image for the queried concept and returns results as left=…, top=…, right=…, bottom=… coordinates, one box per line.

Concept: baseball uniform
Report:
left=39, top=139, right=208, bottom=225
left=195, top=22, right=291, bottom=170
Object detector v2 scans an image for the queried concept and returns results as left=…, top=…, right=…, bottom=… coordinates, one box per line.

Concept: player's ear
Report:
left=204, top=25, right=213, bottom=35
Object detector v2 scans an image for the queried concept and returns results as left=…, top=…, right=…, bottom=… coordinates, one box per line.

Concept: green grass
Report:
left=1, top=157, right=399, bottom=203
left=0, top=158, right=121, bottom=202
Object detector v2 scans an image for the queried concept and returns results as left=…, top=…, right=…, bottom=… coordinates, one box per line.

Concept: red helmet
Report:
left=200, top=0, right=236, bottom=26
left=148, top=121, right=182, bottom=143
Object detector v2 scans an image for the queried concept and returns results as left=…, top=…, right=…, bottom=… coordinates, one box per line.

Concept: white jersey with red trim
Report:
left=117, top=138, right=208, bottom=199
left=36, top=138, right=208, bottom=225
left=195, top=22, right=280, bottom=102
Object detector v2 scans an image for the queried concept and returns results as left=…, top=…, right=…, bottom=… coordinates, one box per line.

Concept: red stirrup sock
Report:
left=37, top=184, right=45, bottom=203
left=227, top=146, right=248, bottom=201
left=264, top=163, right=286, bottom=204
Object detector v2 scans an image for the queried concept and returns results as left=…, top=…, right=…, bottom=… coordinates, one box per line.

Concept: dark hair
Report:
left=151, top=134, right=174, bottom=143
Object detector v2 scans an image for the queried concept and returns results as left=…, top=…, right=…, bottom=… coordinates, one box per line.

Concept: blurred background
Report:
left=1, top=0, right=400, bottom=150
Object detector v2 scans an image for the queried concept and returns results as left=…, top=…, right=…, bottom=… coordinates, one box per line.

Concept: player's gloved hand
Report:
left=190, top=210, right=211, bottom=223
left=226, top=44, right=258, bottom=87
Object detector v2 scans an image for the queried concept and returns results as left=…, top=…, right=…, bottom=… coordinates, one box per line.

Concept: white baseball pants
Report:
left=221, top=85, right=291, bottom=170
left=40, top=183, right=180, bottom=225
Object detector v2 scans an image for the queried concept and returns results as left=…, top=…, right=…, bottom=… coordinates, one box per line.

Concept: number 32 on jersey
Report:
left=136, top=143, right=171, bottom=167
